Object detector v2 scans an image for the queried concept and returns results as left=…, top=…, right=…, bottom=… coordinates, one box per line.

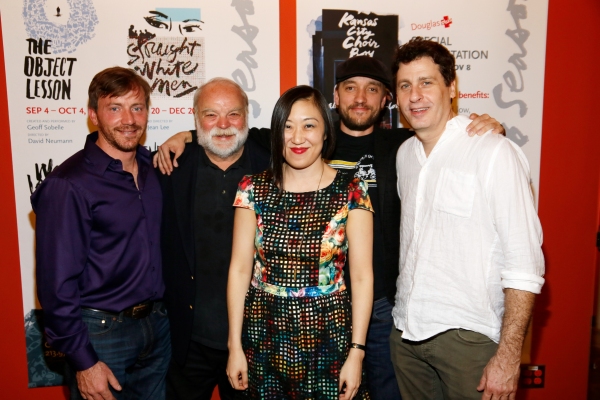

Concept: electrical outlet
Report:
left=519, top=364, right=545, bottom=388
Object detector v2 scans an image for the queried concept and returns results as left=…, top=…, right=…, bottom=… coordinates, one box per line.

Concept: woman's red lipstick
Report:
left=290, top=147, right=308, bottom=154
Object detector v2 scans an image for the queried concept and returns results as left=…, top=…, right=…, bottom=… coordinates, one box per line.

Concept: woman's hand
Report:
left=226, top=346, right=249, bottom=391
left=338, top=348, right=365, bottom=399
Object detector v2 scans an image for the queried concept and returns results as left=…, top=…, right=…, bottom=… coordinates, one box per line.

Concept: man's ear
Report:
left=333, top=86, right=340, bottom=109
left=88, top=108, right=98, bottom=126
left=381, top=90, right=390, bottom=108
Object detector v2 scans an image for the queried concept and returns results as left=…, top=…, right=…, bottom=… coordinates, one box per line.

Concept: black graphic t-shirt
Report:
left=328, top=128, right=387, bottom=300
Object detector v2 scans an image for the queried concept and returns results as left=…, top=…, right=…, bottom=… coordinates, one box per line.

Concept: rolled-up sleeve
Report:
left=32, top=177, right=99, bottom=371
left=486, top=139, right=545, bottom=294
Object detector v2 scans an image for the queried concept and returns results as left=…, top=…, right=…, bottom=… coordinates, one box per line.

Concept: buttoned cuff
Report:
left=66, top=342, right=99, bottom=371
left=501, top=270, right=545, bottom=294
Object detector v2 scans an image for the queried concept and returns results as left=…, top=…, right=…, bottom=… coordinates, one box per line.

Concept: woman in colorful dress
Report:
left=226, top=85, right=374, bottom=399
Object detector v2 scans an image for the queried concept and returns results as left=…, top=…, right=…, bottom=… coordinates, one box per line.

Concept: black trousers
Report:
left=166, top=341, right=237, bottom=400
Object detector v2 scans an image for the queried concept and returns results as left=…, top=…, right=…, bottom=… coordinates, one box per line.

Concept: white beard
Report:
left=196, top=124, right=249, bottom=159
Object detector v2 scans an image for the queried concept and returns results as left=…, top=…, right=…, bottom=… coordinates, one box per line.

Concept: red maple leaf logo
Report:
left=442, top=16, right=453, bottom=28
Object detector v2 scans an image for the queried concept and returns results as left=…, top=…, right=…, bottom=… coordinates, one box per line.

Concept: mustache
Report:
left=116, top=124, right=143, bottom=131
left=209, top=127, right=239, bottom=137
left=348, top=103, right=373, bottom=110
left=204, top=125, right=248, bottom=138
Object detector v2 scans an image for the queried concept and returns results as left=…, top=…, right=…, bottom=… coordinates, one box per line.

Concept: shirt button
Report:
left=222, top=190, right=226, bottom=194
left=189, top=305, right=193, bottom=310
left=415, top=226, right=420, bottom=231
left=191, top=275, right=194, bottom=280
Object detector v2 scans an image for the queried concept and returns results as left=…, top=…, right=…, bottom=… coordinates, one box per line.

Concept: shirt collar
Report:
left=413, top=115, right=468, bottom=165
left=436, top=115, right=468, bottom=147
left=198, top=144, right=250, bottom=171
left=83, top=131, right=151, bottom=176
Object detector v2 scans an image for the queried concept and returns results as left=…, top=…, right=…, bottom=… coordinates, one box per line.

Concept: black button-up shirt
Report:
left=192, top=147, right=252, bottom=349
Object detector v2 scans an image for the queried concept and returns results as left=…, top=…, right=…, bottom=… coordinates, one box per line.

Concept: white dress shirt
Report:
left=393, top=115, right=545, bottom=343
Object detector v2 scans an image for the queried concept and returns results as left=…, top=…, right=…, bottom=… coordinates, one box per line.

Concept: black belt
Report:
left=82, top=301, right=159, bottom=320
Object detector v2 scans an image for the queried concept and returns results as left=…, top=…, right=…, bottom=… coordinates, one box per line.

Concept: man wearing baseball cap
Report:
left=324, top=56, right=501, bottom=399
left=154, top=56, right=504, bottom=399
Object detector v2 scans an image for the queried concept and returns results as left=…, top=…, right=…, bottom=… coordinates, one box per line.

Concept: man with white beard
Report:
left=158, top=78, right=269, bottom=400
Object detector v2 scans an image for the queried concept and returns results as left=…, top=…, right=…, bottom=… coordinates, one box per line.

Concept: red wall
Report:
left=0, top=14, right=67, bottom=399
left=2, top=1, right=599, bottom=397
left=522, top=0, right=600, bottom=397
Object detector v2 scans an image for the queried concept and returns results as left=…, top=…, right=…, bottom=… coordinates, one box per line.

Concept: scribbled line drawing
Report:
left=128, top=8, right=205, bottom=99
left=493, top=0, right=530, bottom=147
left=231, top=0, right=261, bottom=118
left=129, top=24, right=157, bottom=47
left=128, top=8, right=204, bottom=47
left=144, top=9, right=204, bottom=35
left=22, top=0, right=99, bottom=54
left=28, top=159, right=55, bottom=194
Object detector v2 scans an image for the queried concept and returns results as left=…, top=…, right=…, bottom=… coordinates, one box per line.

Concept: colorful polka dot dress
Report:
left=233, top=170, right=373, bottom=399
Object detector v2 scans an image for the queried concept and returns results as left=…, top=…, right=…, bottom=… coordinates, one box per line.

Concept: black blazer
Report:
left=158, top=135, right=269, bottom=365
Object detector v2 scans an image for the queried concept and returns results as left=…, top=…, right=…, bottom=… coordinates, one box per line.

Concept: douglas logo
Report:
left=411, top=16, right=453, bottom=31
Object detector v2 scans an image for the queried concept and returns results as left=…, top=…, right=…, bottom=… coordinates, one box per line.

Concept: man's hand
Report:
left=477, top=289, right=535, bottom=399
left=76, top=361, right=121, bottom=400
left=467, top=113, right=506, bottom=137
left=152, top=131, right=193, bottom=175
left=477, top=353, right=520, bottom=399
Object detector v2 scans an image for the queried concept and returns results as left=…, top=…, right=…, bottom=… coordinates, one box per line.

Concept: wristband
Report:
left=350, top=343, right=366, bottom=351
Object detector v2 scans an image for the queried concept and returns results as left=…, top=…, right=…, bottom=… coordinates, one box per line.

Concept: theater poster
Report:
left=297, top=0, right=548, bottom=201
left=1, top=0, right=279, bottom=387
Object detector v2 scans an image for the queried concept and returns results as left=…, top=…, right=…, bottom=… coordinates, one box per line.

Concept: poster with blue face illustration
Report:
left=127, top=7, right=206, bottom=99
left=1, top=0, right=279, bottom=387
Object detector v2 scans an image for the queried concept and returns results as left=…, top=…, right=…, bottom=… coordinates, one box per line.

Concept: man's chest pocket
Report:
left=433, top=167, right=476, bottom=218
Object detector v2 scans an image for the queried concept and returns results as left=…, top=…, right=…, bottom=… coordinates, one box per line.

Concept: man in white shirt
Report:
left=390, top=37, right=545, bottom=400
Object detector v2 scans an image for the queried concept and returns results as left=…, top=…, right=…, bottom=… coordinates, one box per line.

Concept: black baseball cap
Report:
left=335, top=56, right=392, bottom=92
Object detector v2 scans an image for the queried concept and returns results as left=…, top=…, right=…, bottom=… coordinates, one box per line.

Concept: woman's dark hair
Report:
left=270, top=85, right=336, bottom=189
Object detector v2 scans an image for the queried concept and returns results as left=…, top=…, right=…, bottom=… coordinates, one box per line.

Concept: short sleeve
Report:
left=233, top=175, right=255, bottom=210
left=348, top=178, right=374, bottom=212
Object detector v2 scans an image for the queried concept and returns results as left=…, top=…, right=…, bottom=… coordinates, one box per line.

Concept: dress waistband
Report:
left=251, top=276, right=346, bottom=298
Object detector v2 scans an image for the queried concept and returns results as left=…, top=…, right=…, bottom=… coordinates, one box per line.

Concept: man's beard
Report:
left=338, top=103, right=383, bottom=131
left=98, top=123, right=144, bottom=152
left=196, top=124, right=249, bottom=159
